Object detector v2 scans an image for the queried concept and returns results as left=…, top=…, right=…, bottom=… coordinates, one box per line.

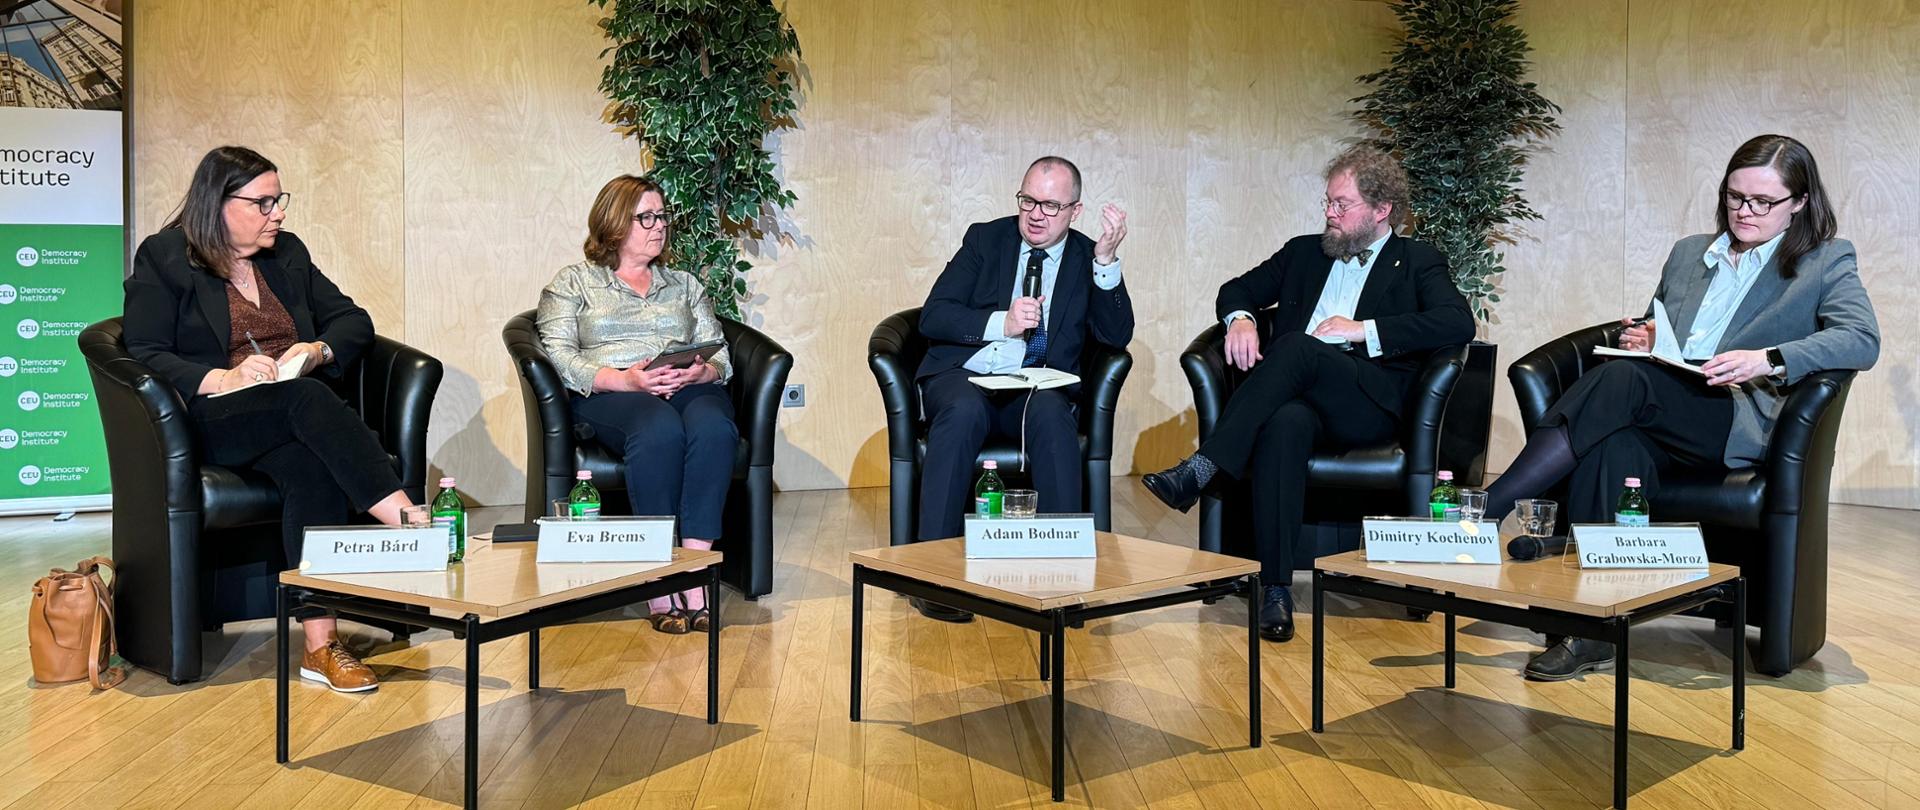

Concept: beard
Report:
left=1320, top=223, right=1377, bottom=260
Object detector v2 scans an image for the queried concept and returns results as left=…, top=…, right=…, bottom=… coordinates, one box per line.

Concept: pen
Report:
left=1625, top=315, right=1654, bottom=327
left=245, top=330, right=264, bottom=355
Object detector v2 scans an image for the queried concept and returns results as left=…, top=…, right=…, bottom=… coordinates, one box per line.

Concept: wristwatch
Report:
left=317, top=341, right=335, bottom=365
left=1765, top=346, right=1787, bottom=378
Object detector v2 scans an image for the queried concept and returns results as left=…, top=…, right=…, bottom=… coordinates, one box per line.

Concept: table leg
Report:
left=1312, top=570, right=1325, bottom=733
left=708, top=565, right=721, bottom=725
left=1613, top=619, right=1630, bottom=809
left=1050, top=607, right=1067, bottom=802
left=1039, top=631, right=1051, bottom=682
left=528, top=629, right=540, bottom=690
left=850, top=565, right=864, bottom=722
left=465, top=614, right=481, bottom=809
left=1732, top=577, right=1745, bottom=750
left=276, top=584, right=290, bottom=764
left=1444, top=603, right=1457, bottom=689
left=1247, top=573, right=1262, bottom=749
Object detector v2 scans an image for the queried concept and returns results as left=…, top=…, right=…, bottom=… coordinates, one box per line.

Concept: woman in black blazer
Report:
left=122, top=146, right=414, bottom=693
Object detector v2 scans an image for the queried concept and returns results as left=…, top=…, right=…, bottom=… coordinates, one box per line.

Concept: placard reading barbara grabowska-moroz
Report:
left=1571, top=523, right=1708, bottom=569
left=535, top=516, right=675, bottom=563
left=1361, top=517, right=1502, bottom=564
left=964, top=514, right=1097, bottom=558
left=299, top=526, right=450, bottom=575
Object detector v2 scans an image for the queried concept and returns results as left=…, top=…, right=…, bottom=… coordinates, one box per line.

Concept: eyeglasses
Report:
left=227, top=192, right=291, bottom=215
left=1724, top=191, right=1796, bottom=216
left=632, top=211, right=671, bottom=229
left=1322, top=198, right=1362, bottom=216
left=1015, top=193, right=1078, bottom=218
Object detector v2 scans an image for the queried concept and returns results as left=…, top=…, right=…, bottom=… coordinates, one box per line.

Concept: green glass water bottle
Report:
left=1615, top=477, right=1650, bottom=527
left=974, top=460, right=1005, bottom=517
left=432, top=476, right=466, bottom=562
left=569, top=470, right=601, bottom=519
left=1428, top=470, right=1460, bottom=520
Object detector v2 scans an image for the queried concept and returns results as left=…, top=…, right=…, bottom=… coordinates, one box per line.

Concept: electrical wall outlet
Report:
left=782, top=384, right=805, bottom=408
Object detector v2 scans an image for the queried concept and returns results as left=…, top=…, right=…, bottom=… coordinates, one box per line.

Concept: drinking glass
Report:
left=551, top=499, right=571, bottom=518
left=1459, top=488, right=1489, bottom=522
left=1002, top=489, right=1038, bottom=518
left=1514, top=499, right=1558, bottom=537
left=401, top=505, right=432, bottom=528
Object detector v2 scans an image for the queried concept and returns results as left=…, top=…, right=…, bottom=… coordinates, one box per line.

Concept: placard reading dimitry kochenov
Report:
left=536, top=516, right=675, bottom=563
left=1361, top=518, right=1502, bottom=564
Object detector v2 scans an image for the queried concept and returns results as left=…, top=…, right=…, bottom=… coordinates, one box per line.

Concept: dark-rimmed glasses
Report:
left=633, top=211, right=671, bottom=229
left=1724, top=191, right=1796, bottom=216
left=1015, top=193, right=1078, bottom=218
left=227, top=192, right=291, bottom=215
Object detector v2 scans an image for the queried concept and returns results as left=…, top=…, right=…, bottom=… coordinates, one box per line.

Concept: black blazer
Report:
left=1215, top=232, right=1473, bottom=415
left=916, top=216, right=1134, bottom=380
left=122, top=228, right=373, bottom=404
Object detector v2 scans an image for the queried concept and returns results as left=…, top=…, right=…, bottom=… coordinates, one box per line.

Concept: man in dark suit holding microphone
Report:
left=912, top=156, right=1133, bottom=622
left=1142, top=146, right=1473, bottom=641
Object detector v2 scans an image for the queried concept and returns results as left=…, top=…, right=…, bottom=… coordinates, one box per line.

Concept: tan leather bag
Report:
left=29, top=556, right=125, bottom=689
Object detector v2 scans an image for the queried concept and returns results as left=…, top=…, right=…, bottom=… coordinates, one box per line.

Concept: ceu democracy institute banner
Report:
left=0, top=1, right=124, bottom=510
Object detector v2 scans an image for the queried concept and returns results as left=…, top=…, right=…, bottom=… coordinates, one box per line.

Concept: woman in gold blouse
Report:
left=537, top=175, right=738, bottom=633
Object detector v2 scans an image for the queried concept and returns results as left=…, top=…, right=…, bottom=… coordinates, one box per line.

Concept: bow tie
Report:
left=1343, top=248, right=1374, bottom=265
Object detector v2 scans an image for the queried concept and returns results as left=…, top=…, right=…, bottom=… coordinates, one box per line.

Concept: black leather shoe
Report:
left=1143, top=459, right=1208, bottom=513
left=909, top=596, right=973, bottom=623
left=1524, top=637, right=1615, bottom=681
left=1258, top=585, right=1295, bottom=642
left=1405, top=607, right=1432, bottom=622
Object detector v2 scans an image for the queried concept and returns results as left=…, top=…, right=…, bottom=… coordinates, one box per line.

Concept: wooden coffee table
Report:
left=849, top=532, right=1261, bottom=801
left=275, top=540, right=722, bottom=809
left=1311, top=550, right=1745, bottom=809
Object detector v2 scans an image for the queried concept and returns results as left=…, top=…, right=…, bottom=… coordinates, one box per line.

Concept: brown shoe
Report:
left=300, top=639, right=379, bottom=693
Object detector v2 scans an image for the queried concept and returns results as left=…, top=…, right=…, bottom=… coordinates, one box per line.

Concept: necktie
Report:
left=1348, top=248, right=1374, bottom=265
left=1020, top=248, right=1049, bottom=367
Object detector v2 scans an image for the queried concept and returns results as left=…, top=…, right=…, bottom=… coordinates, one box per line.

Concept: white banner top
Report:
left=1570, top=523, right=1708, bottom=569
left=0, top=109, right=125, bottom=227
left=535, top=516, right=675, bottom=563
left=1361, top=518, right=1502, bottom=564
left=299, top=526, right=449, bottom=575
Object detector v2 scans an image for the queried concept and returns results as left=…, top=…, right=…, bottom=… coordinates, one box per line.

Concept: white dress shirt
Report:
left=1223, top=230, right=1390, bottom=358
left=1683, top=230, right=1784, bottom=361
left=966, top=239, right=1124, bottom=374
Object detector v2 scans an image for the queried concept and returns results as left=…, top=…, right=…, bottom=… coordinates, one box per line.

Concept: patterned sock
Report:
left=1189, top=453, right=1218, bottom=488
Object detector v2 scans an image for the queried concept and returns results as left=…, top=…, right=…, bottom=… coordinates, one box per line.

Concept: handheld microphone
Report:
left=1022, top=273, right=1042, bottom=342
left=1507, top=534, right=1571, bottom=561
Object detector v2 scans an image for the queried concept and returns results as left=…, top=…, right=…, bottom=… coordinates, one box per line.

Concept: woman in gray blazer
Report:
left=1489, top=134, right=1881, bottom=680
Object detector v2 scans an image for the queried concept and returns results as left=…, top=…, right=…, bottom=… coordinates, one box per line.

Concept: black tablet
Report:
left=646, top=339, right=726, bottom=369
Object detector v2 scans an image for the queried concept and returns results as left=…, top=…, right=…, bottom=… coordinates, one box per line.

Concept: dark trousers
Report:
left=188, top=377, right=404, bottom=568
left=917, top=368, right=1080, bottom=541
left=570, top=384, right=738, bottom=539
left=1199, top=332, right=1400, bottom=583
left=1540, top=360, right=1733, bottom=523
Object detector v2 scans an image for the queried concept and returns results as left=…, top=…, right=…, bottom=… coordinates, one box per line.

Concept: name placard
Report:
left=299, top=526, right=449, bottom=575
left=1362, top=518, right=1502, bottom=564
left=964, top=514, right=1097, bottom=558
left=1570, top=523, right=1708, bottom=569
left=536, top=516, right=675, bottom=563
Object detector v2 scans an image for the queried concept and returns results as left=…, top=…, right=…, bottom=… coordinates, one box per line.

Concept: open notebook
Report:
left=968, top=368, right=1079, bottom=391
left=208, top=351, right=309, bottom=398
left=1590, top=299, right=1705, bottom=376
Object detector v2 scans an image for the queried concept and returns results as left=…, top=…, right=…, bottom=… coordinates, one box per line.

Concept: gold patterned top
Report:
left=535, top=260, right=733, bottom=396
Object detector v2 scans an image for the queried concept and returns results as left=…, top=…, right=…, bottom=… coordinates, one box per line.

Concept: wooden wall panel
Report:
left=130, top=0, right=1920, bottom=509
left=398, top=0, right=637, bottom=504
left=131, top=0, right=405, bottom=333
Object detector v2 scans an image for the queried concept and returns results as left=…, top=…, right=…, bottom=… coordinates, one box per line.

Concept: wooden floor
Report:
left=2, top=483, right=1919, bottom=809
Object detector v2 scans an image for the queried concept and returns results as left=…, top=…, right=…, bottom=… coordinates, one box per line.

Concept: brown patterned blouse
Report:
left=224, top=277, right=299, bottom=368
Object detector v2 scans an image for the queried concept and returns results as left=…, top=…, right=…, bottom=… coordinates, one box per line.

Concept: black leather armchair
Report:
left=868, top=307, right=1131, bottom=547
left=79, top=318, right=442, bottom=684
left=1509, top=321, right=1855, bottom=675
left=1180, top=309, right=1496, bottom=566
left=504, top=309, right=792, bottom=599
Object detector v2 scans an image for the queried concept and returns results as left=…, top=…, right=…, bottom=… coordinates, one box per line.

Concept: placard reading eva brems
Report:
left=536, top=516, right=675, bottom=563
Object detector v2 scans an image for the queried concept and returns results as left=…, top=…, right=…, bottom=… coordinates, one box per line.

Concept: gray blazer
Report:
left=1652, top=234, right=1880, bottom=467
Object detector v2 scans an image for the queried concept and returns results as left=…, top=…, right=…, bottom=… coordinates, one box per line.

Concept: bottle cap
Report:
left=983, top=460, right=998, bottom=470
left=576, top=470, right=592, bottom=480
left=1436, top=470, right=1454, bottom=481
left=439, top=477, right=455, bottom=488
left=1625, top=477, right=1642, bottom=488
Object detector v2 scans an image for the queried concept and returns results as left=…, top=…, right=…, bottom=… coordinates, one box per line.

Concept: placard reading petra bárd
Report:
left=535, top=516, right=675, bottom=563
left=964, top=514, right=1097, bottom=558
left=1570, top=524, right=1708, bottom=569
left=299, top=526, right=450, bottom=575
left=1361, top=518, right=1502, bottom=564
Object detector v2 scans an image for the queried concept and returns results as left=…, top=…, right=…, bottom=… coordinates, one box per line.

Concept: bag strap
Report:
left=77, top=573, right=125, bottom=690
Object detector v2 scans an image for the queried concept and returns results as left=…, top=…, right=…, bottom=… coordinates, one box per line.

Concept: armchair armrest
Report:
left=1761, top=370, right=1854, bottom=516
left=1180, top=322, right=1232, bottom=441
left=504, top=309, right=578, bottom=516
left=1400, top=345, right=1468, bottom=478
left=868, top=308, right=925, bottom=464
left=350, top=334, right=443, bottom=498
left=79, top=319, right=201, bottom=515
left=1079, top=342, right=1132, bottom=462
left=719, top=318, right=793, bottom=469
left=1508, top=321, right=1626, bottom=433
